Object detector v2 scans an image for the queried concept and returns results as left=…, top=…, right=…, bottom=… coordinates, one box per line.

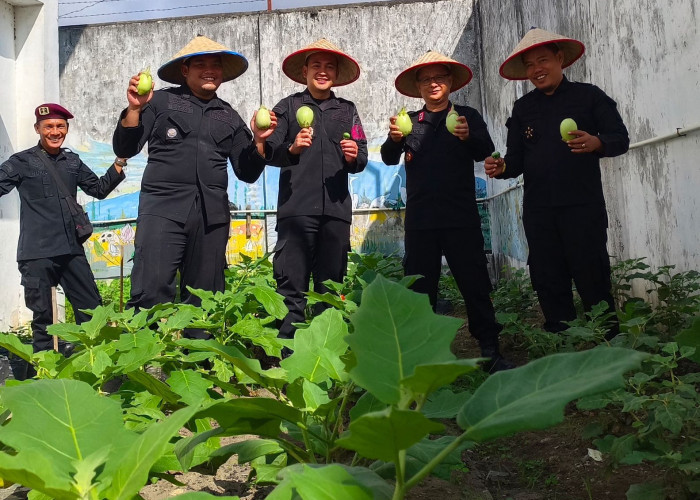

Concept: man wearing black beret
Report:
left=0, top=103, right=125, bottom=371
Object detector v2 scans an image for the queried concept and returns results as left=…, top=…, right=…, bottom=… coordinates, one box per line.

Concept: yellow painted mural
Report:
left=87, top=219, right=267, bottom=279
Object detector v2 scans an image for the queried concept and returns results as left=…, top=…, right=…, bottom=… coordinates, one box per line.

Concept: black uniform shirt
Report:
left=0, top=145, right=125, bottom=260
left=113, top=85, right=266, bottom=226
left=265, top=90, right=368, bottom=223
left=499, top=77, right=629, bottom=207
left=380, top=102, right=495, bottom=231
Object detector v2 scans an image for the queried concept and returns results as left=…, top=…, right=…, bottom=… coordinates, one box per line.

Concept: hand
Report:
left=126, top=74, right=152, bottom=111
left=484, top=156, right=506, bottom=178
left=251, top=109, right=278, bottom=142
left=566, top=130, right=603, bottom=154
left=289, top=127, right=313, bottom=155
left=340, top=138, right=359, bottom=163
left=388, top=116, right=404, bottom=143
left=452, top=116, right=470, bottom=141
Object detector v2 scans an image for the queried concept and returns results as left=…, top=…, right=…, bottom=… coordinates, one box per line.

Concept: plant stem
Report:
left=392, top=449, right=406, bottom=500
left=301, top=427, right=318, bottom=464
left=404, top=430, right=469, bottom=491
left=330, top=382, right=354, bottom=443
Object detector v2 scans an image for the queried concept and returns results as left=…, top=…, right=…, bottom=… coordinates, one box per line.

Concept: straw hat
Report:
left=282, top=38, right=360, bottom=87
left=499, top=28, right=585, bottom=80
left=157, top=35, right=248, bottom=85
left=394, top=51, right=473, bottom=98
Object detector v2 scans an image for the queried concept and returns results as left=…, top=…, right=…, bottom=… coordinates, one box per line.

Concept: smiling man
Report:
left=484, top=28, right=629, bottom=338
left=262, top=39, right=367, bottom=350
left=113, top=35, right=276, bottom=332
left=380, top=51, right=512, bottom=373
left=0, top=104, right=125, bottom=368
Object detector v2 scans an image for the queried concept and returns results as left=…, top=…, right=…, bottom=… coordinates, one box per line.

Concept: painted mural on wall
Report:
left=72, top=135, right=491, bottom=278
left=88, top=219, right=267, bottom=279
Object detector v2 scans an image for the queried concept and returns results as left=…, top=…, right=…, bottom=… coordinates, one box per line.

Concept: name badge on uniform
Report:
left=418, top=111, right=425, bottom=122
left=405, top=151, right=413, bottom=162
left=167, top=128, right=178, bottom=139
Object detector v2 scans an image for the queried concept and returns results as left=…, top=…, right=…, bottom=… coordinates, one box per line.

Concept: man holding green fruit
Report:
left=113, top=35, right=276, bottom=333
left=260, top=38, right=367, bottom=346
left=381, top=51, right=512, bottom=372
left=484, top=28, right=629, bottom=338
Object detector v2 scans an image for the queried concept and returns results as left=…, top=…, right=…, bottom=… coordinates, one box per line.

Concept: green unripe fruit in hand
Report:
left=343, top=132, right=351, bottom=140
left=491, top=152, right=501, bottom=159
left=296, top=106, right=314, bottom=128
left=255, top=106, right=271, bottom=130
left=560, top=118, right=578, bottom=141
left=446, top=106, right=459, bottom=134
left=396, top=107, right=412, bottom=136
left=136, top=67, right=152, bottom=96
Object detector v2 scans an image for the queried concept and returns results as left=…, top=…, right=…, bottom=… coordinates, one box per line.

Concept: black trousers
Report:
left=18, top=254, right=101, bottom=352
left=403, top=226, right=501, bottom=349
left=273, top=215, right=350, bottom=339
left=523, top=203, right=618, bottom=335
left=128, top=199, right=229, bottom=336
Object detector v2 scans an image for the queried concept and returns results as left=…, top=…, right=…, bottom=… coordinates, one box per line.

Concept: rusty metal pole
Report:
left=267, top=0, right=272, bottom=11
left=51, top=287, right=59, bottom=352
left=119, top=245, right=125, bottom=312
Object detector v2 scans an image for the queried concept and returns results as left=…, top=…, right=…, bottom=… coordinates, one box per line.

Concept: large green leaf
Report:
left=349, top=392, right=387, bottom=421
left=371, top=436, right=473, bottom=481
left=347, top=275, right=463, bottom=404
left=336, top=407, right=444, bottom=462
left=281, top=309, right=349, bottom=383
left=422, top=389, right=472, bottom=419
left=211, top=438, right=284, bottom=464
left=0, top=379, right=131, bottom=498
left=457, top=348, right=648, bottom=442
left=401, top=360, right=480, bottom=399
left=250, top=285, right=288, bottom=320
left=167, top=369, right=214, bottom=405
left=0, top=334, right=33, bottom=361
left=675, top=316, right=700, bottom=363
left=175, top=339, right=265, bottom=385
left=127, top=369, right=181, bottom=404
left=268, top=464, right=392, bottom=500
left=102, top=404, right=200, bottom=500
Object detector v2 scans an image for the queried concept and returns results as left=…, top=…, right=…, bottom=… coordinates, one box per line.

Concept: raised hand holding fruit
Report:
left=136, top=67, right=153, bottom=96
left=255, top=105, right=271, bottom=130
left=296, top=105, right=314, bottom=128
left=446, top=106, right=459, bottom=134
left=560, top=118, right=578, bottom=141
left=396, top=107, right=412, bottom=136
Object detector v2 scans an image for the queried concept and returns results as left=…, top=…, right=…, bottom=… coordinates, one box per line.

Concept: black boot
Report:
left=479, top=345, right=515, bottom=373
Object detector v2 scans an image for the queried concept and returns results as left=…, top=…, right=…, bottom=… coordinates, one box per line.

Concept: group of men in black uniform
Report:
left=0, top=27, right=628, bottom=374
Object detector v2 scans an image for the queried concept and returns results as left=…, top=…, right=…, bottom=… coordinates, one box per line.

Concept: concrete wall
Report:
left=55, top=0, right=700, bottom=291
left=0, top=0, right=59, bottom=330
left=478, top=0, right=700, bottom=277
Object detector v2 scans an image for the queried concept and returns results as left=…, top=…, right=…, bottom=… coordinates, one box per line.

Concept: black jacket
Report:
left=113, top=85, right=266, bottom=226
left=380, top=102, right=494, bottom=230
left=499, top=77, right=629, bottom=207
left=265, top=90, right=368, bottom=222
left=0, top=145, right=125, bottom=260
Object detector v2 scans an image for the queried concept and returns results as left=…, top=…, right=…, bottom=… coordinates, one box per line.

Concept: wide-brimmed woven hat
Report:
left=394, top=51, right=473, bottom=98
left=499, top=28, right=585, bottom=80
left=282, top=38, right=360, bottom=86
left=157, top=35, right=248, bottom=85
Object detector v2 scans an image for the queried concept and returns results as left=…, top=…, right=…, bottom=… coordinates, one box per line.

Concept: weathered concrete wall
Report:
left=0, top=0, right=59, bottom=330
left=479, top=0, right=700, bottom=276
left=58, top=0, right=481, bottom=147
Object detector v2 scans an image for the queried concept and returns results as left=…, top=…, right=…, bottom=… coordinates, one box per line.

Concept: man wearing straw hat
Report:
left=0, top=104, right=125, bottom=374
left=484, top=28, right=629, bottom=338
left=381, top=51, right=512, bottom=372
left=113, top=35, right=275, bottom=328
left=262, top=39, right=367, bottom=346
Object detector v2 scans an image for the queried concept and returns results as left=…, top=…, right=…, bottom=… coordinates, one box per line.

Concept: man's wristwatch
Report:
left=114, top=158, right=128, bottom=167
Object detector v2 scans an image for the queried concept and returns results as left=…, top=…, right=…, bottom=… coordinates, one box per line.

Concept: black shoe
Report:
left=480, top=348, right=515, bottom=373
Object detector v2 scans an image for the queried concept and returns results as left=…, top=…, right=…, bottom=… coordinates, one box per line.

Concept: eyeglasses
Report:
left=417, top=74, right=451, bottom=87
